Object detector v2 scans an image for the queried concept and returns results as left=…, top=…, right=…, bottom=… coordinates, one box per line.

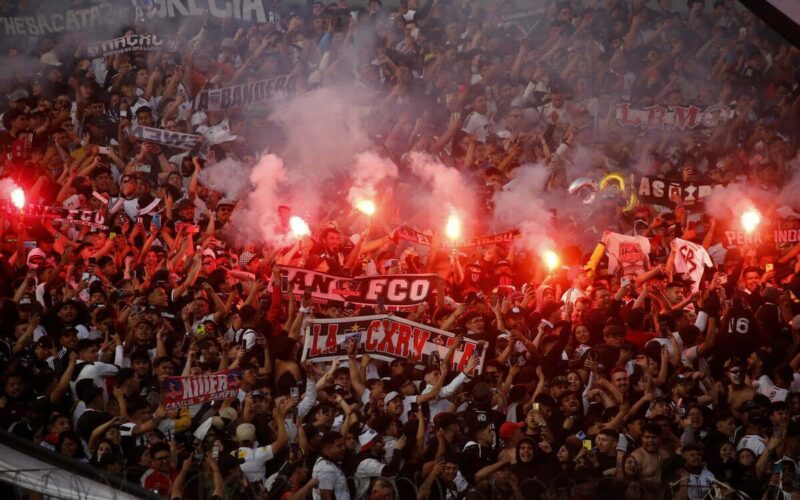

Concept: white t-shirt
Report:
left=236, top=445, right=274, bottom=482
left=647, top=332, right=685, bottom=359
left=671, top=238, right=712, bottom=293
left=462, top=111, right=491, bottom=142
left=687, top=468, right=715, bottom=500
left=753, top=374, right=788, bottom=402
left=603, top=233, right=651, bottom=276
left=421, top=372, right=468, bottom=422
left=354, top=457, right=385, bottom=499
left=312, top=457, right=350, bottom=500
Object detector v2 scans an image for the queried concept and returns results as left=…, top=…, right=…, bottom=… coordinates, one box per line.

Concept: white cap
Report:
left=236, top=423, right=256, bottom=442
left=358, top=427, right=379, bottom=452
left=193, top=417, right=214, bottom=441
left=40, top=52, right=62, bottom=67
left=383, top=391, right=401, bottom=406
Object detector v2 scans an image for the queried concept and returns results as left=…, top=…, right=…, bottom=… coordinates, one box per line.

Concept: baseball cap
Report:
left=40, top=51, right=62, bottom=67
left=383, top=391, right=402, bottom=406
left=358, top=427, right=379, bottom=452
left=236, top=423, right=256, bottom=442
left=216, top=198, right=235, bottom=209
left=219, top=407, right=238, bottom=422
left=499, top=421, right=524, bottom=441
left=7, top=89, right=29, bottom=102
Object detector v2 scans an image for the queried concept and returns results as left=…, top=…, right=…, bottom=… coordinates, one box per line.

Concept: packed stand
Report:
left=1, top=0, right=800, bottom=499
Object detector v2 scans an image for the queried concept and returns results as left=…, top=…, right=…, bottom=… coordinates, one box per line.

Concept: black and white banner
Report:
left=0, top=4, right=124, bottom=37
left=268, top=266, right=437, bottom=309
left=127, top=124, right=201, bottom=151
left=152, top=0, right=275, bottom=24
left=723, top=217, right=800, bottom=248
left=616, top=103, right=735, bottom=131
left=396, top=226, right=520, bottom=248
left=301, top=315, right=486, bottom=375
left=635, top=175, right=715, bottom=207
left=1, top=203, right=107, bottom=229
left=498, top=6, right=545, bottom=33
left=194, top=74, right=297, bottom=112
left=86, top=34, right=178, bottom=58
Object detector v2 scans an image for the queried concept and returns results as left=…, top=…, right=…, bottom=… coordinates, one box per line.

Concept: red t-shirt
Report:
left=626, top=328, right=657, bottom=352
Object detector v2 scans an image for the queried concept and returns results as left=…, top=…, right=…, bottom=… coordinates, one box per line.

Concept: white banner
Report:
left=0, top=5, right=119, bottom=37
left=301, top=315, right=486, bottom=375
left=87, top=34, right=178, bottom=58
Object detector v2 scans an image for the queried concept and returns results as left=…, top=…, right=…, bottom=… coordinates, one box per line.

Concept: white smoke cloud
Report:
left=226, top=154, right=290, bottom=246
left=346, top=151, right=398, bottom=209
left=198, top=158, right=252, bottom=200
left=704, top=182, right=773, bottom=221
left=0, top=179, right=21, bottom=200
left=491, top=163, right=555, bottom=253
left=408, top=152, right=477, bottom=221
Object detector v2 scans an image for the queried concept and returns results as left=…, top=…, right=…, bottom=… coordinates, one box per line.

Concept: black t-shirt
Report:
left=458, top=406, right=505, bottom=449
left=459, top=442, right=496, bottom=484
left=76, top=408, right=112, bottom=442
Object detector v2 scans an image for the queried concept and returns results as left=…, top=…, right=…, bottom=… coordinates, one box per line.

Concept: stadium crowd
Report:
left=1, top=0, right=800, bottom=498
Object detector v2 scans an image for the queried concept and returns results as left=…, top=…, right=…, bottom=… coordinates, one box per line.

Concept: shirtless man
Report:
left=724, top=361, right=756, bottom=421
left=631, top=422, right=671, bottom=483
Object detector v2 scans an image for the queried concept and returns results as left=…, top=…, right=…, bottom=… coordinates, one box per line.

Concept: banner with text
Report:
left=163, top=369, right=242, bottom=410
left=1, top=4, right=126, bottom=37
left=301, top=315, right=486, bottom=375
left=396, top=226, right=520, bottom=248
left=498, top=6, right=545, bottom=32
left=1, top=202, right=107, bottom=230
left=128, top=125, right=201, bottom=151
left=722, top=217, right=800, bottom=248
left=87, top=34, right=178, bottom=58
left=153, top=0, right=276, bottom=24
left=268, top=267, right=436, bottom=309
left=635, top=175, right=715, bottom=207
left=194, top=74, right=297, bottom=112
left=616, top=103, right=735, bottom=131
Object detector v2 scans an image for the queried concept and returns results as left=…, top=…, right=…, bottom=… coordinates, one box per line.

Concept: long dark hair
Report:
left=57, top=430, right=87, bottom=460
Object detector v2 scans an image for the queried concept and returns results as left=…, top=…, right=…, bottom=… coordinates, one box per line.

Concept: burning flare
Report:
left=289, top=216, right=310, bottom=238
left=543, top=250, right=559, bottom=273
left=741, top=209, right=761, bottom=234
left=10, top=188, right=24, bottom=211
left=356, top=199, right=376, bottom=216
left=445, top=214, right=461, bottom=241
